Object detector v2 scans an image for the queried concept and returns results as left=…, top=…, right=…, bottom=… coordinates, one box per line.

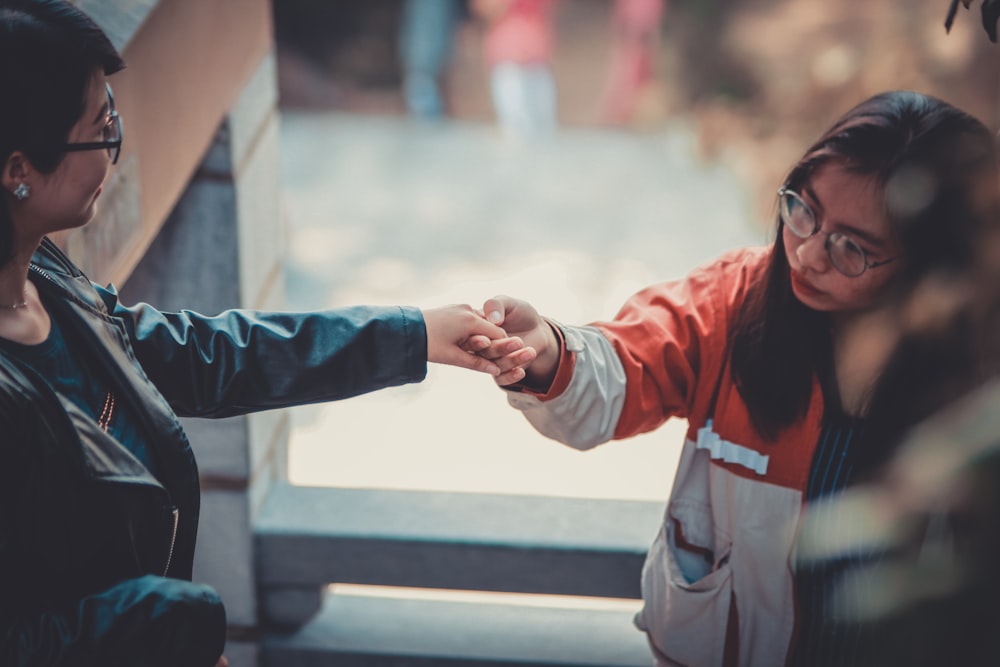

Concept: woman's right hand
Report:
left=214, top=656, right=229, bottom=667
left=482, top=295, right=561, bottom=389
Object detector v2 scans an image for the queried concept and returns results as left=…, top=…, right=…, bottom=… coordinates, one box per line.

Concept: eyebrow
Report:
left=802, top=183, right=888, bottom=249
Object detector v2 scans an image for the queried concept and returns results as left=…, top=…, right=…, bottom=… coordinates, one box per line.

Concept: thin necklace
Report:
left=98, top=391, right=116, bottom=432
left=0, top=290, right=27, bottom=310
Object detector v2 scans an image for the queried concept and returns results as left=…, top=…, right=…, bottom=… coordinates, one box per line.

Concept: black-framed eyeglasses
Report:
left=61, top=83, right=123, bottom=165
left=778, top=187, right=899, bottom=278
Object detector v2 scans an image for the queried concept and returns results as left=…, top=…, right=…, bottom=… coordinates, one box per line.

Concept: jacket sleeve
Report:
left=596, top=258, right=726, bottom=439
left=0, top=574, right=226, bottom=667
left=506, top=250, right=757, bottom=448
left=96, top=285, right=428, bottom=418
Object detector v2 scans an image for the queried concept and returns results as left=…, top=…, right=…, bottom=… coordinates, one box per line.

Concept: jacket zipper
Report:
left=29, top=265, right=59, bottom=289
left=164, top=506, right=179, bottom=576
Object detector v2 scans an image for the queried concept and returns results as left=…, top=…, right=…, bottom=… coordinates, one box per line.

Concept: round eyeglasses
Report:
left=778, top=187, right=898, bottom=278
left=61, top=83, right=123, bottom=165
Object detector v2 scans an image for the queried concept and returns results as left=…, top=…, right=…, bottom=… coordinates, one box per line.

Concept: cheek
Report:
left=68, top=158, right=110, bottom=202
left=47, top=154, right=106, bottom=191
left=781, top=227, right=799, bottom=257
left=83, top=153, right=110, bottom=185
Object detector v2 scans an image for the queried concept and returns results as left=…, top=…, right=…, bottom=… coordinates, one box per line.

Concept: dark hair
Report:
left=730, top=91, right=997, bottom=442
left=0, top=0, right=125, bottom=262
left=857, top=107, right=1000, bottom=473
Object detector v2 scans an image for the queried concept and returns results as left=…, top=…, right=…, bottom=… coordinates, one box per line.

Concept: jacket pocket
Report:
left=635, top=500, right=733, bottom=667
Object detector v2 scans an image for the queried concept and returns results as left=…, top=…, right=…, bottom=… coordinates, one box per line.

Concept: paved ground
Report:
left=279, top=113, right=766, bottom=502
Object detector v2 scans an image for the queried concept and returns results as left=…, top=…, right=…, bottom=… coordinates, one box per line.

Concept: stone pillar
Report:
left=119, top=52, right=286, bottom=667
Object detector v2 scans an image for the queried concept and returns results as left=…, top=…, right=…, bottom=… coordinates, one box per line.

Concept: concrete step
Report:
left=262, top=588, right=652, bottom=667
left=255, top=484, right=664, bottom=606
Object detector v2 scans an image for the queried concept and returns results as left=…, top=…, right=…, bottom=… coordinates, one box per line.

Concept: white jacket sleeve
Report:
left=505, top=323, right=628, bottom=450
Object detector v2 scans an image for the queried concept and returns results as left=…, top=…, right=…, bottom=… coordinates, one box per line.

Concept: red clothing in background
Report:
left=483, top=0, right=556, bottom=66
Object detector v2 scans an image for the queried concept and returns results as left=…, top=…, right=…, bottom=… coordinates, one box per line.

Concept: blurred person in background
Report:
left=471, top=0, right=558, bottom=137
left=474, top=90, right=997, bottom=666
left=399, top=0, right=464, bottom=120
left=0, top=1, right=532, bottom=665
left=599, top=0, right=665, bottom=126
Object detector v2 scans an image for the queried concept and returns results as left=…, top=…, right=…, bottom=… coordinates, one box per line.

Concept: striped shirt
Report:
left=790, top=411, right=878, bottom=667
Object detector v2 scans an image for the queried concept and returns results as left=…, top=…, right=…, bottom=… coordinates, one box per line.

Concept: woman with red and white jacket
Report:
left=479, top=91, right=999, bottom=666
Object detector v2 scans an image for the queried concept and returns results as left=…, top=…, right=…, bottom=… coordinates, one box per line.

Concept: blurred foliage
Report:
left=802, top=378, right=1000, bottom=666
left=647, top=0, right=1000, bottom=223
left=946, top=0, right=1000, bottom=41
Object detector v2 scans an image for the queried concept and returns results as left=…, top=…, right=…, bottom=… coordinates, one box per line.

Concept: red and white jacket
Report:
left=506, top=247, right=825, bottom=667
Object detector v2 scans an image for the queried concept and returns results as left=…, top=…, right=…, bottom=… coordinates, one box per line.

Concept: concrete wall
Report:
left=65, top=0, right=274, bottom=287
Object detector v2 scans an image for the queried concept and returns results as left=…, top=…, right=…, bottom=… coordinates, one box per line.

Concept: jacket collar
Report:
left=30, top=237, right=107, bottom=313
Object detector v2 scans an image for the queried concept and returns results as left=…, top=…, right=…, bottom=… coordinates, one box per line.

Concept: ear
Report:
left=1, top=152, right=31, bottom=196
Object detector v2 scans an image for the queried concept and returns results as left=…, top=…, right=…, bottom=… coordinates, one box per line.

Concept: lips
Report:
left=790, top=271, right=823, bottom=298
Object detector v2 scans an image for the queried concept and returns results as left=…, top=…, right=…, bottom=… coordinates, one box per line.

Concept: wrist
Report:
left=523, top=320, right=561, bottom=389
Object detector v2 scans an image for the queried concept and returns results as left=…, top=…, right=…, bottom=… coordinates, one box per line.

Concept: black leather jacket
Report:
left=0, top=239, right=428, bottom=666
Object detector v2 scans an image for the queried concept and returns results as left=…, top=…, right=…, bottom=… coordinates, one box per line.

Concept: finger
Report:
left=495, top=365, right=526, bottom=387
left=463, top=312, right=508, bottom=340
left=495, top=346, right=537, bottom=373
left=443, top=349, right=501, bottom=376
left=435, top=304, right=506, bottom=339
left=489, top=336, right=526, bottom=357
left=461, top=334, right=494, bottom=353
left=471, top=336, right=526, bottom=360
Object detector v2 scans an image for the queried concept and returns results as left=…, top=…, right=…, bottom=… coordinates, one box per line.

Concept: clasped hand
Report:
left=424, top=297, right=561, bottom=387
left=422, top=303, right=536, bottom=386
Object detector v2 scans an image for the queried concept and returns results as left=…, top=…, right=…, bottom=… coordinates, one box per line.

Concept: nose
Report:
left=794, top=232, right=831, bottom=273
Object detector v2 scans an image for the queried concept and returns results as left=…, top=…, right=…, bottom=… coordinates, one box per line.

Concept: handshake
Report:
left=423, top=295, right=561, bottom=390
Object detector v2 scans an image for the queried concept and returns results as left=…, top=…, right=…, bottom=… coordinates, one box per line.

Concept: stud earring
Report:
left=13, top=183, right=30, bottom=200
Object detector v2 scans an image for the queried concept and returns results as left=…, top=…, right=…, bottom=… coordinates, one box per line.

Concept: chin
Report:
left=790, top=285, right=833, bottom=312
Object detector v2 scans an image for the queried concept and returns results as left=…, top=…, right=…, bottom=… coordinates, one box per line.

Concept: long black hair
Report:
left=0, top=0, right=125, bottom=263
left=855, top=103, right=999, bottom=474
left=730, top=91, right=997, bottom=442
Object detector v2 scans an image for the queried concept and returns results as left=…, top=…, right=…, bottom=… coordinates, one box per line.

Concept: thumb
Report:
left=483, top=296, right=507, bottom=325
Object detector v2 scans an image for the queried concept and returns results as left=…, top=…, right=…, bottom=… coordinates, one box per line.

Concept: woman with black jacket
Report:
left=0, top=2, right=535, bottom=665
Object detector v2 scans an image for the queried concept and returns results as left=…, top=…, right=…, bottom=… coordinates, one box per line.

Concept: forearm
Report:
left=117, top=301, right=428, bottom=417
